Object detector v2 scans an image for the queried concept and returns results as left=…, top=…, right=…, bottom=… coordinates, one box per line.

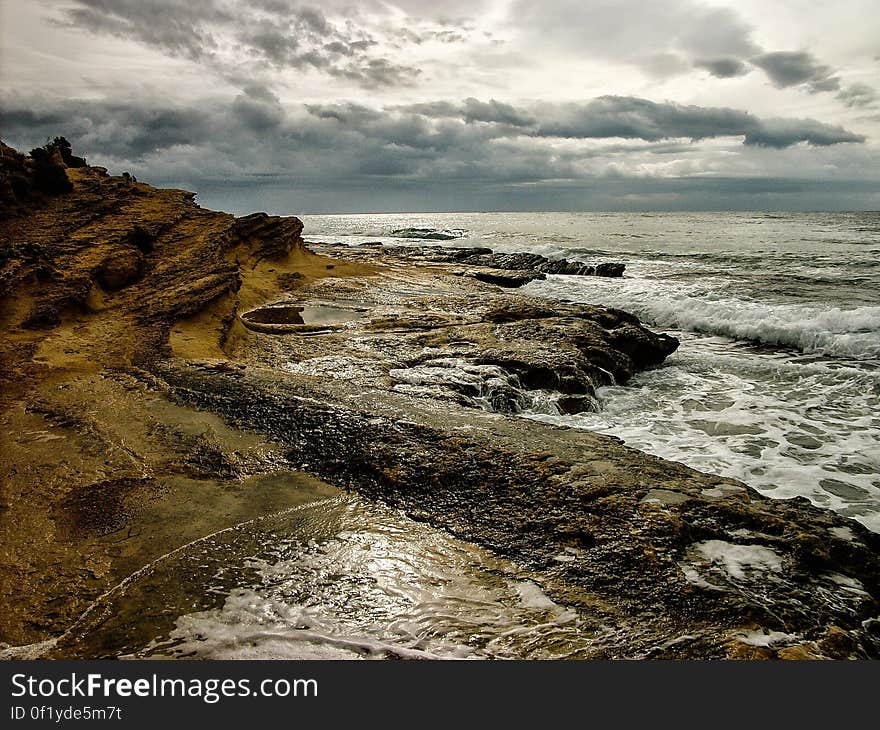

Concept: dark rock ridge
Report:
left=233, top=212, right=305, bottom=262
left=307, top=241, right=626, bottom=283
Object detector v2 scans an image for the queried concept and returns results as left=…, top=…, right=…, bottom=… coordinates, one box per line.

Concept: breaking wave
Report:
left=633, top=298, right=880, bottom=359
left=529, top=277, right=880, bottom=359
left=390, top=227, right=467, bottom=241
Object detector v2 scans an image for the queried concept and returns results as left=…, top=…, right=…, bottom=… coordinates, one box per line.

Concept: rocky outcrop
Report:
left=233, top=212, right=305, bottom=261
left=0, top=146, right=309, bottom=381
left=96, top=248, right=145, bottom=291
left=308, top=241, right=627, bottom=279
left=463, top=251, right=601, bottom=275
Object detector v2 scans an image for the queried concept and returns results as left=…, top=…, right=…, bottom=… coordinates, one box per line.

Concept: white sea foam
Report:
left=695, top=540, right=783, bottom=580
left=737, top=630, right=798, bottom=647
left=527, top=275, right=880, bottom=359
left=523, top=335, right=880, bottom=532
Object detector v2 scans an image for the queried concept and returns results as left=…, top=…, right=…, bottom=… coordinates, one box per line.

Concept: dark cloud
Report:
left=396, top=96, right=863, bottom=153
left=324, top=40, right=377, bottom=56
left=3, top=90, right=875, bottom=213
left=694, top=57, right=750, bottom=78
left=837, top=83, right=880, bottom=109
left=751, top=51, right=841, bottom=93
left=534, top=97, right=759, bottom=142
left=330, top=59, right=421, bottom=89
left=58, top=0, right=421, bottom=88
left=399, top=96, right=864, bottom=149
left=743, top=117, right=864, bottom=148
left=401, top=99, right=536, bottom=127
left=231, top=85, right=284, bottom=130
left=62, top=1, right=231, bottom=62
left=2, top=93, right=863, bottom=181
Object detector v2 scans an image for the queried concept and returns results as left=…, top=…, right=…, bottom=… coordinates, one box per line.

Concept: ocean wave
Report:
left=528, top=278, right=880, bottom=359
left=637, top=300, right=880, bottom=358
left=390, top=227, right=467, bottom=240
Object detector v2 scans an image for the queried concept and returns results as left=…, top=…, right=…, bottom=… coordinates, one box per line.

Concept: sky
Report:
left=1, top=0, right=879, bottom=213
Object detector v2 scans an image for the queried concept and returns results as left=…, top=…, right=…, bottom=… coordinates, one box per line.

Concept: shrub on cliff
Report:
left=52, top=136, right=88, bottom=168
left=29, top=143, right=73, bottom=195
left=0, top=140, right=33, bottom=208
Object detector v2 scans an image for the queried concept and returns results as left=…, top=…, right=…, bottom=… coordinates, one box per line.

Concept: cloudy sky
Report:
left=2, top=0, right=879, bottom=212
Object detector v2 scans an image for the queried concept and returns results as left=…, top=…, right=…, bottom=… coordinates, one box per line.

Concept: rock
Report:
left=96, top=248, right=145, bottom=290
left=556, top=395, right=595, bottom=414
left=52, top=137, right=87, bottom=168
left=469, top=268, right=547, bottom=288
left=277, top=271, right=303, bottom=288
left=234, top=212, right=304, bottom=260
left=29, top=144, right=72, bottom=195
left=0, top=141, right=33, bottom=210
left=596, top=262, right=626, bottom=277
left=463, top=251, right=596, bottom=275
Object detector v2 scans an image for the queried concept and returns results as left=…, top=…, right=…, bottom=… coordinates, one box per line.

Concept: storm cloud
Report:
left=751, top=51, right=841, bottom=93
left=395, top=96, right=865, bottom=148
left=1, top=92, right=864, bottom=182
left=694, top=58, right=749, bottom=79
left=2, top=0, right=878, bottom=211
left=837, top=83, right=880, bottom=109
left=59, top=0, right=425, bottom=88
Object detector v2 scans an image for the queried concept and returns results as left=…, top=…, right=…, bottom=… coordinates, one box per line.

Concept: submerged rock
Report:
left=596, top=262, right=626, bottom=277
left=391, top=227, right=463, bottom=240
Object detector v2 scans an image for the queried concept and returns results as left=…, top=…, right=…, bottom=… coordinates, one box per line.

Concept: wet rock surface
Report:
left=228, top=268, right=678, bottom=415
left=1, top=142, right=878, bottom=658
left=157, top=358, right=880, bottom=658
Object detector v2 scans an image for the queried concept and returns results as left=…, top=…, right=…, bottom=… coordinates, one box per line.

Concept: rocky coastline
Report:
left=1, top=140, right=878, bottom=659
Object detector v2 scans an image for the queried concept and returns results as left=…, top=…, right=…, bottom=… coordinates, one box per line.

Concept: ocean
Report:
left=301, top=211, right=880, bottom=533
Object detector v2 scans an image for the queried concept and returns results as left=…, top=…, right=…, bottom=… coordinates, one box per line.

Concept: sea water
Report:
left=302, top=211, right=880, bottom=532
